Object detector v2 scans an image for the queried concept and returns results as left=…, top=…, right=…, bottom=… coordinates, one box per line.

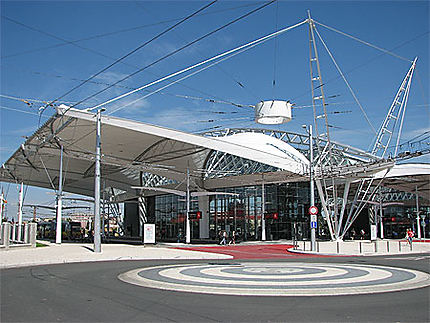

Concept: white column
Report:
left=56, top=145, right=63, bottom=244
left=198, top=195, right=209, bottom=239
left=416, top=186, right=421, bottom=239
left=17, top=182, right=23, bottom=241
left=309, top=125, right=316, bottom=250
left=261, top=180, right=266, bottom=241
left=93, top=108, right=103, bottom=253
left=185, top=168, right=191, bottom=244
left=24, top=222, right=29, bottom=243
left=0, top=191, right=4, bottom=227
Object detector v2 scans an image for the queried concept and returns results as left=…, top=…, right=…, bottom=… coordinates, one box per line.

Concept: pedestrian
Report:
left=360, top=229, right=365, bottom=240
left=229, top=230, right=236, bottom=245
left=220, top=230, right=227, bottom=245
left=351, top=228, right=356, bottom=240
left=406, top=228, right=414, bottom=246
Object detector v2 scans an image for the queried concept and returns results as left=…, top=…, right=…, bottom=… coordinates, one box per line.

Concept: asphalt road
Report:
left=1, top=255, right=429, bottom=322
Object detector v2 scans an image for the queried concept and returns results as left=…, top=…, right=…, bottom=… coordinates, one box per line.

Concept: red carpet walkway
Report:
left=175, top=244, right=328, bottom=260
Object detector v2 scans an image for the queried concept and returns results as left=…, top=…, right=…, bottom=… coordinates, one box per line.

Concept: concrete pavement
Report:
left=290, top=239, right=430, bottom=256
left=1, top=239, right=429, bottom=269
left=0, top=241, right=232, bottom=269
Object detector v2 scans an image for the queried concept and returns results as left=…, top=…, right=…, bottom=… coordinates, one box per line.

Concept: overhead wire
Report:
left=39, top=0, right=219, bottom=112
left=77, top=0, right=278, bottom=111
left=290, top=29, right=429, bottom=104
left=135, top=1, right=260, bottom=103
left=272, top=0, right=279, bottom=94
left=1, top=15, right=134, bottom=69
left=313, top=26, right=377, bottom=134
left=2, top=3, right=265, bottom=119
left=313, top=20, right=413, bottom=63
left=101, top=17, right=307, bottom=114
left=0, top=105, right=50, bottom=117
left=0, top=67, right=251, bottom=109
left=4, top=4, right=254, bottom=130
left=106, top=30, right=282, bottom=115
left=1, top=2, right=260, bottom=59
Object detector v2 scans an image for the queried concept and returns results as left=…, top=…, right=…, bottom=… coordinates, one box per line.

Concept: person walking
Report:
left=229, top=230, right=236, bottom=245
left=220, top=230, right=227, bottom=245
left=406, top=228, right=414, bottom=247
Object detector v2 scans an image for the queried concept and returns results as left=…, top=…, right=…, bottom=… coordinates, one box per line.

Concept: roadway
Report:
left=1, top=252, right=429, bottom=322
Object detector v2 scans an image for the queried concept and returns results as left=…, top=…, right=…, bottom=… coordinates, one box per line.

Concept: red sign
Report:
left=309, top=206, right=318, bottom=215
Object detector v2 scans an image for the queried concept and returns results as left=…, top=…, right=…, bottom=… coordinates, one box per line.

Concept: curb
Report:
left=287, top=247, right=430, bottom=257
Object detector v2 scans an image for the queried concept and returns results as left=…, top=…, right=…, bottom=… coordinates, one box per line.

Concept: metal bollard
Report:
left=387, top=240, right=390, bottom=253
left=24, top=223, right=29, bottom=243
left=317, top=241, right=319, bottom=252
left=399, top=241, right=401, bottom=252
left=29, top=223, right=37, bottom=248
left=11, top=224, right=16, bottom=241
left=359, top=241, right=362, bottom=254
left=2, top=223, right=11, bottom=249
left=374, top=241, right=378, bottom=253
left=337, top=241, right=340, bottom=254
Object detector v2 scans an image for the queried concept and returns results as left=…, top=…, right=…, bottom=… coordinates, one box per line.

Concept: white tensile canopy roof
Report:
left=0, top=106, right=309, bottom=198
left=373, top=163, right=430, bottom=200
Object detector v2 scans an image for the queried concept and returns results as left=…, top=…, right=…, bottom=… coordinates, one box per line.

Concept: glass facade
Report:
left=154, top=194, right=199, bottom=242
left=155, top=181, right=315, bottom=242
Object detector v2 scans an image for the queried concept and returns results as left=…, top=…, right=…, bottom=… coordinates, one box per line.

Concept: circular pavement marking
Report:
left=118, top=262, right=430, bottom=296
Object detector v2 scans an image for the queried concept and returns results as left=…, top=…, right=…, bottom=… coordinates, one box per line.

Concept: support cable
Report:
left=2, top=2, right=259, bottom=59
left=272, top=0, right=280, bottom=93
left=39, top=156, right=57, bottom=192
left=100, top=18, right=307, bottom=112
left=313, top=26, right=377, bottom=134
left=313, top=20, right=413, bottom=63
left=81, top=1, right=278, bottom=111
left=107, top=28, right=286, bottom=115
left=290, top=31, right=428, bottom=104
left=39, top=0, right=219, bottom=111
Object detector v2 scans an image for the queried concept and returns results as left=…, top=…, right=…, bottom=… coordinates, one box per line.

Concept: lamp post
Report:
left=186, top=167, right=191, bottom=244
left=303, top=125, right=316, bottom=251
left=93, top=108, right=104, bottom=253
left=415, top=186, right=421, bottom=239
left=56, top=145, right=63, bottom=244
left=261, top=178, right=266, bottom=241
left=17, top=182, right=23, bottom=241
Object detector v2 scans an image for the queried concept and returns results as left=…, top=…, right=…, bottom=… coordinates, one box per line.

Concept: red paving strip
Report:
left=174, top=244, right=329, bottom=259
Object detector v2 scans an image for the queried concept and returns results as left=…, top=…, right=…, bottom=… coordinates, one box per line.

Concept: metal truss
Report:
left=377, top=187, right=416, bottom=203
left=202, top=128, right=380, bottom=181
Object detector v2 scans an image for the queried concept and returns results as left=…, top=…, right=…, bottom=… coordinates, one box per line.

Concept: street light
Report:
left=302, top=124, right=316, bottom=251
left=93, top=107, right=105, bottom=253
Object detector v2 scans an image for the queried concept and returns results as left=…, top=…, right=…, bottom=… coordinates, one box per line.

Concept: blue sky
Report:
left=1, top=1, right=429, bottom=220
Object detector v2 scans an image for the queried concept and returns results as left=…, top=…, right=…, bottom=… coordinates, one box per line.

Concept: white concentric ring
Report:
left=118, top=262, right=430, bottom=296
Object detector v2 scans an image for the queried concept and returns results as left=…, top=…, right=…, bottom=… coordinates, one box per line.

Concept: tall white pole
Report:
left=309, top=125, right=316, bottom=251
left=93, top=109, right=102, bottom=253
left=0, top=191, right=4, bottom=226
left=186, top=168, right=191, bottom=244
left=416, top=186, right=421, bottom=239
left=56, top=145, right=63, bottom=244
left=17, top=182, right=23, bottom=241
left=261, top=179, right=266, bottom=241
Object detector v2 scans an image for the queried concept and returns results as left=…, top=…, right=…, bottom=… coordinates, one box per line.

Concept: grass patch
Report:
left=36, top=242, right=48, bottom=247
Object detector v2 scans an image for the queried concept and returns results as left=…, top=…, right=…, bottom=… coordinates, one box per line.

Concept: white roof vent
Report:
left=255, top=100, right=292, bottom=125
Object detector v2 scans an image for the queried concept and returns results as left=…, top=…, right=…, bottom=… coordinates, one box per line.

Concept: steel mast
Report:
left=307, top=11, right=336, bottom=240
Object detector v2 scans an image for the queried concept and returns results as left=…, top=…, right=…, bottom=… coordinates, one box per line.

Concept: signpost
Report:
left=309, top=205, right=318, bottom=250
